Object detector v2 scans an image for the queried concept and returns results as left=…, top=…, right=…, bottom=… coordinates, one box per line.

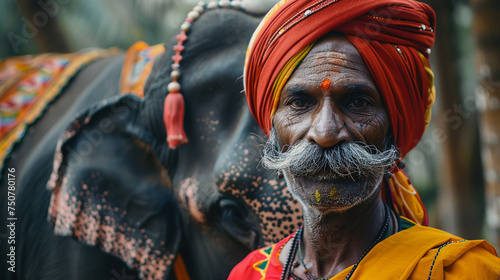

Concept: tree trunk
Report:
left=430, top=0, right=485, bottom=239
left=17, top=0, right=70, bottom=53
left=471, top=0, right=500, bottom=248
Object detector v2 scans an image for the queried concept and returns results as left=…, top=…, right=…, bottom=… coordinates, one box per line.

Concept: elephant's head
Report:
left=47, top=4, right=302, bottom=280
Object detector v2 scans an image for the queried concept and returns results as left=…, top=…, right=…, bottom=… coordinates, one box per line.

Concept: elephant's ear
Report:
left=47, top=95, right=180, bottom=280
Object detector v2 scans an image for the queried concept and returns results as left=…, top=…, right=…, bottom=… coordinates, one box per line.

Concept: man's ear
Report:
left=47, top=95, right=181, bottom=280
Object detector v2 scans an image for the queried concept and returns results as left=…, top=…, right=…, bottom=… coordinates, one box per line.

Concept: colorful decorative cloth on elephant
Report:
left=244, top=0, right=436, bottom=226
left=0, top=49, right=118, bottom=170
left=120, top=41, right=166, bottom=98
left=228, top=218, right=500, bottom=279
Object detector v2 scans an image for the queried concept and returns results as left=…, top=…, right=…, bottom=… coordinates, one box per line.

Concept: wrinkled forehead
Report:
left=295, top=33, right=373, bottom=80
left=280, top=33, right=380, bottom=100
left=309, top=34, right=362, bottom=62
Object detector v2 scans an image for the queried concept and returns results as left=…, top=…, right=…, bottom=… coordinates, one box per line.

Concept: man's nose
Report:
left=305, top=102, right=350, bottom=148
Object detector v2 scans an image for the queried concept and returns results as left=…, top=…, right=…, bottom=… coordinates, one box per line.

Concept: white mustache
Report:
left=261, top=129, right=398, bottom=181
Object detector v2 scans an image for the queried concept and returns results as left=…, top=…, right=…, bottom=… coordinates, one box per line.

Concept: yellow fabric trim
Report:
left=400, top=215, right=417, bottom=225
left=120, top=41, right=165, bottom=98
left=270, top=43, right=315, bottom=118
left=418, top=52, right=435, bottom=131
left=120, top=41, right=149, bottom=96
left=387, top=170, right=425, bottom=225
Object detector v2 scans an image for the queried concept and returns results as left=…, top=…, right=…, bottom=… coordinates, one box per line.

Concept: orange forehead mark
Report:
left=320, top=78, right=331, bottom=91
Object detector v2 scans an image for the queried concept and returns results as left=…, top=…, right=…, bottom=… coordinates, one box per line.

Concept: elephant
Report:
left=0, top=2, right=302, bottom=280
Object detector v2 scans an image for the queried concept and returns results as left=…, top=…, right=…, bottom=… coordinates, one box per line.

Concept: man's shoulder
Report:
left=399, top=222, right=498, bottom=258
left=228, top=234, right=294, bottom=280
left=399, top=217, right=476, bottom=242
left=361, top=221, right=499, bottom=279
left=398, top=223, right=500, bottom=279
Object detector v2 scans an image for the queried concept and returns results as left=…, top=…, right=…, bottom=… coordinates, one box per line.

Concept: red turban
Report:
left=245, top=0, right=436, bottom=225
left=245, top=0, right=435, bottom=158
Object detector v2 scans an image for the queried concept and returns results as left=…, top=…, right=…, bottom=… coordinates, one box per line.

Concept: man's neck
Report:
left=280, top=197, right=388, bottom=279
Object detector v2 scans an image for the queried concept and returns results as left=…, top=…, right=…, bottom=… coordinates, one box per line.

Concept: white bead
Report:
left=171, top=70, right=181, bottom=79
left=168, top=82, right=181, bottom=93
left=197, top=1, right=205, bottom=6
left=231, top=0, right=242, bottom=9
left=208, top=1, right=217, bottom=9
left=187, top=11, right=200, bottom=20
left=395, top=46, right=402, bottom=55
left=426, top=48, right=431, bottom=54
left=193, top=5, right=204, bottom=13
left=304, top=10, right=312, bottom=17
left=219, top=0, right=230, bottom=7
left=181, top=22, right=191, bottom=32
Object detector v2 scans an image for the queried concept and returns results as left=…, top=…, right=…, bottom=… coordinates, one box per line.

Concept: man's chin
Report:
left=289, top=174, right=377, bottom=210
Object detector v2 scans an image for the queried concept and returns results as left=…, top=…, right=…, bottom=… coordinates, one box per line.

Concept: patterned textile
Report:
left=0, top=41, right=164, bottom=162
left=1, top=43, right=193, bottom=280
left=120, top=41, right=165, bottom=97
left=0, top=49, right=118, bottom=170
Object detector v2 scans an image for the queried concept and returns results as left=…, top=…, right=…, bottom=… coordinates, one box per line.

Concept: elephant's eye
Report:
left=219, top=199, right=250, bottom=230
left=211, top=198, right=259, bottom=250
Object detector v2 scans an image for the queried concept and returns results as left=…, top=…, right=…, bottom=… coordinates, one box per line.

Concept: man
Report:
left=229, top=0, right=500, bottom=279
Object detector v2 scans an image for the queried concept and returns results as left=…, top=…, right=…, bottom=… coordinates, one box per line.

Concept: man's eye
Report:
left=350, top=98, right=368, bottom=108
left=291, top=98, right=308, bottom=108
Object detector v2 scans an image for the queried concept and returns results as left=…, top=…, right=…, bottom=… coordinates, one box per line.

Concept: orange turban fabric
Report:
left=245, top=0, right=436, bottom=225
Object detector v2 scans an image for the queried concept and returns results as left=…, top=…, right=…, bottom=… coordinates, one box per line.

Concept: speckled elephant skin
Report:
left=0, top=6, right=302, bottom=280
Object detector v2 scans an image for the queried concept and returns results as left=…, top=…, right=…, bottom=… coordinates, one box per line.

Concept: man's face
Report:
left=271, top=34, right=391, bottom=212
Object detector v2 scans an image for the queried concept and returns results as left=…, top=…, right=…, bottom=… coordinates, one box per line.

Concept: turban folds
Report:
left=245, top=0, right=436, bottom=225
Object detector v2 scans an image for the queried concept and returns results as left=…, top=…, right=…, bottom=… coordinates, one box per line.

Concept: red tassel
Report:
left=163, top=30, right=189, bottom=149
left=163, top=91, right=188, bottom=148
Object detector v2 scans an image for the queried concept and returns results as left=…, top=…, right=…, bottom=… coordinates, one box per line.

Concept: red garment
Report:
left=228, top=234, right=294, bottom=280
left=244, top=0, right=436, bottom=158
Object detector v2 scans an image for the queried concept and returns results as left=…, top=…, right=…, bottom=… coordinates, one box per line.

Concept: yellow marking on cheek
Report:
left=320, top=78, right=331, bottom=91
left=330, top=188, right=338, bottom=200
left=315, top=190, right=321, bottom=202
